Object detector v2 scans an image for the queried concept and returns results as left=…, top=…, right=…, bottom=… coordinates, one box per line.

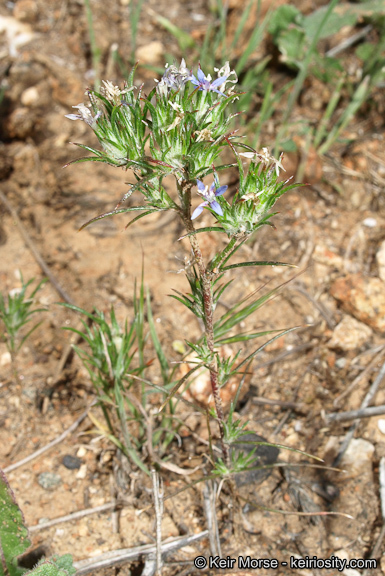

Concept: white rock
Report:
left=76, top=464, right=87, bottom=479
left=340, top=438, right=374, bottom=477
left=76, top=446, right=87, bottom=458
left=0, top=352, right=11, bottom=366
left=378, top=419, right=385, bottom=435
left=21, top=86, right=39, bottom=107
left=376, top=240, right=385, bottom=283
left=362, top=217, right=377, bottom=228
left=136, top=41, right=164, bottom=65
left=327, top=315, right=373, bottom=351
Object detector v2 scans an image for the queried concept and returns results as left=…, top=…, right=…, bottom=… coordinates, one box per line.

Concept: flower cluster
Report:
left=65, top=61, right=298, bottom=237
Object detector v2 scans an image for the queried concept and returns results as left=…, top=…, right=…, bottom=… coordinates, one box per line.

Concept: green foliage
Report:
left=26, top=557, right=75, bottom=576
left=0, top=470, right=30, bottom=576
left=61, top=303, right=150, bottom=474
left=0, top=471, right=74, bottom=576
left=0, top=275, right=47, bottom=356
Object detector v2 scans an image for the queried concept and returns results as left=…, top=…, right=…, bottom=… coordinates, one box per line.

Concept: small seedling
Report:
left=0, top=274, right=47, bottom=380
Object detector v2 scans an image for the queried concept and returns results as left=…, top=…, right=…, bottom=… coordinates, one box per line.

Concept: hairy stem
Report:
left=177, top=179, right=229, bottom=465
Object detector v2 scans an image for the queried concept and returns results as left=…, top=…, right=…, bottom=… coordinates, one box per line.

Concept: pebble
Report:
left=378, top=420, right=385, bottom=435
left=362, top=217, right=377, bottom=228
left=76, top=464, right=87, bottom=479
left=62, top=455, right=82, bottom=470
left=335, top=357, right=347, bottom=369
left=340, top=438, right=374, bottom=478
left=330, top=274, right=385, bottom=332
left=38, top=472, right=62, bottom=491
left=136, top=41, right=164, bottom=65
left=376, top=240, right=385, bottom=283
left=1, top=352, right=11, bottom=366
left=21, top=86, right=40, bottom=107
left=327, top=315, right=373, bottom=351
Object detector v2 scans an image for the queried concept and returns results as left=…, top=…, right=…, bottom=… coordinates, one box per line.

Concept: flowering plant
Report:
left=65, top=60, right=300, bottom=474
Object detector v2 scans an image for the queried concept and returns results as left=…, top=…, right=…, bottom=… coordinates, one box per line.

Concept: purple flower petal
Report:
left=209, top=200, right=223, bottom=216
left=210, top=76, right=228, bottom=88
left=191, top=203, right=206, bottom=220
left=197, top=67, right=206, bottom=83
left=215, top=185, right=228, bottom=197
left=196, top=179, right=206, bottom=193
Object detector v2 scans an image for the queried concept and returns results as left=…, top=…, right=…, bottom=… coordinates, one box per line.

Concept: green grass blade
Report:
left=147, top=288, right=170, bottom=387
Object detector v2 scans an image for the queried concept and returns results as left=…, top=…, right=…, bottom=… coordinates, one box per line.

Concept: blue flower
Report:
left=189, top=65, right=229, bottom=96
left=191, top=179, right=228, bottom=220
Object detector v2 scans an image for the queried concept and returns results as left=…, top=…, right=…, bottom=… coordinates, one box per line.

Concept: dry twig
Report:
left=151, top=469, right=164, bottom=576
left=73, top=531, right=208, bottom=575
left=334, top=345, right=385, bottom=407
left=202, top=481, right=221, bottom=558
left=326, top=404, right=385, bottom=424
left=3, top=403, right=95, bottom=473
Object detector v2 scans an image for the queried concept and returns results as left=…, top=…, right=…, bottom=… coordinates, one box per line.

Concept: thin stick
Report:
left=3, top=403, right=95, bottom=473
left=0, top=190, right=76, bottom=305
left=151, top=469, right=164, bottom=576
left=110, top=474, right=119, bottom=534
left=333, top=360, right=385, bottom=467
left=326, top=404, right=385, bottom=424
left=326, top=24, right=372, bottom=57
left=29, top=501, right=121, bottom=532
left=73, top=531, right=208, bottom=575
left=202, top=481, right=221, bottom=557
left=334, top=345, right=385, bottom=407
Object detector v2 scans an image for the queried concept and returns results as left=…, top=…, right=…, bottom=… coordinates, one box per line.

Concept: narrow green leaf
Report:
left=231, top=440, right=323, bottom=462
left=78, top=206, right=150, bottom=231
left=158, top=365, right=202, bottom=413
left=220, top=260, right=296, bottom=271
left=147, top=288, right=169, bottom=386
left=215, top=328, right=284, bottom=346
left=178, top=227, right=226, bottom=241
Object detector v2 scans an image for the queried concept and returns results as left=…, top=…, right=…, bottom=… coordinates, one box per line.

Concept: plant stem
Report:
left=177, top=179, right=229, bottom=465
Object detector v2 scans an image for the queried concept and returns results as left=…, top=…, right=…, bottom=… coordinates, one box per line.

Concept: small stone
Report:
left=62, top=455, right=82, bottom=470
left=77, top=446, right=87, bottom=458
left=340, top=438, right=374, bottom=478
left=335, top=357, right=347, bottom=369
left=330, top=274, right=385, bottom=332
left=378, top=420, right=385, bottom=435
left=362, top=217, right=377, bottom=228
left=376, top=240, right=385, bottom=283
left=38, top=472, right=62, bottom=491
left=76, top=464, right=87, bottom=479
left=136, top=41, right=164, bottom=65
left=1, top=352, right=11, bottom=366
left=327, top=315, right=373, bottom=351
left=21, top=86, right=39, bottom=107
